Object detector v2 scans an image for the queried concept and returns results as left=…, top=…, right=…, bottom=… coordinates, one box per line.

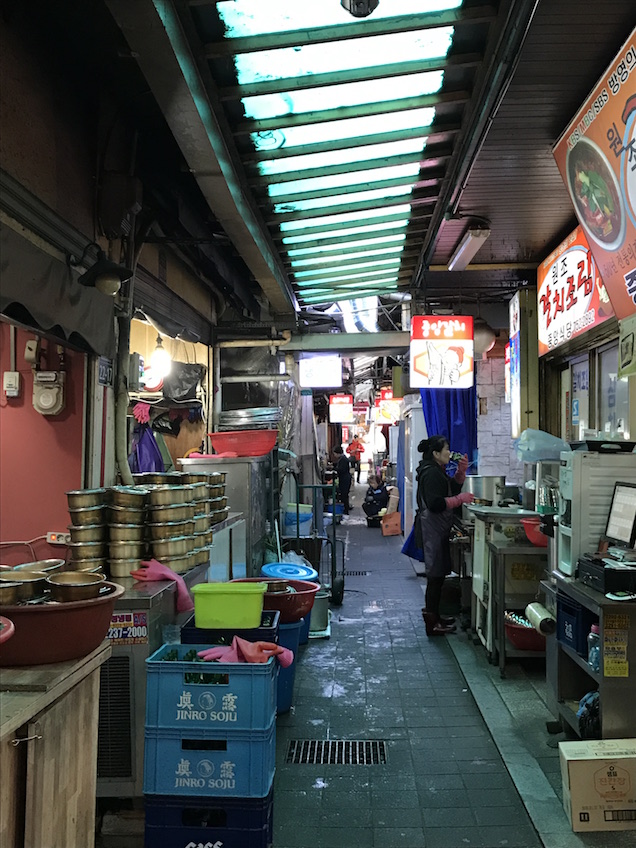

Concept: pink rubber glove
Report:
left=454, top=454, right=469, bottom=485
left=445, top=492, right=475, bottom=510
left=132, top=402, right=151, bottom=424
left=197, top=637, right=294, bottom=667
left=129, top=559, right=194, bottom=612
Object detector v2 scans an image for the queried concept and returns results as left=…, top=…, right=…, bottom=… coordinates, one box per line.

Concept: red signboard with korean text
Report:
left=410, top=315, right=474, bottom=388
left=329, top=394, right=353, bottom=423
left=553, top=30, right=636, bottom=319
left=537, top=225, right=614, bottom=355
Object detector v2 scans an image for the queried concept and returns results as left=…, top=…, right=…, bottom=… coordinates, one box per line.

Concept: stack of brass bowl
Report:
left=67, top=490, right=108, bottom=564
left=108, top=486, right=149, bottom=577
left=147, top=485, right=197, bottom=574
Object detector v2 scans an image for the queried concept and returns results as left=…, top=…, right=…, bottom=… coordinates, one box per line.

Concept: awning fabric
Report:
left=0, top=223, right=116, bottom=358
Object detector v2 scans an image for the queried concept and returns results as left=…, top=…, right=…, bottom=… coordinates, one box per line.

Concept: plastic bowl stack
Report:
left=67, top=489, right=109, bottom=573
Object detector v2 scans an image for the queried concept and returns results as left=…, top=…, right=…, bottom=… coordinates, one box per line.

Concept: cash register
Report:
left=578, top=481, right=636, bottom=594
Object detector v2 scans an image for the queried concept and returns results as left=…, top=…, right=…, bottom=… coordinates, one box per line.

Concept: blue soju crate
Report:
left=145, top=644, right=278, bottom=732
left=143, top=720, right=276, bottom=798
left=180, top=609, right=280, bottom=646
left=144, top=786, right=273, bottom=848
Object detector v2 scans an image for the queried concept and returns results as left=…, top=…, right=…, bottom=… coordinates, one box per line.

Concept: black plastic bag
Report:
left=162, top=362, right=206, bottom=404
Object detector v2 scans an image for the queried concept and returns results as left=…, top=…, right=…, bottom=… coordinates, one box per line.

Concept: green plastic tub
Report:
left=191, top=582, right=267, bottom=629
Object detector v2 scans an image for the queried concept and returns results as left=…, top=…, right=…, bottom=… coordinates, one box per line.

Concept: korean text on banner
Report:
left=552, top=30, right=636, bottom=319
left=410, top=315, right=474, bottom=389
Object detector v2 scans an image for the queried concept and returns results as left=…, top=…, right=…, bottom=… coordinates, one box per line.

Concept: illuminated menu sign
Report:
left=504, top=343, right=511, bottom=404
left=537, top=225, right=614, bottom=355
left=553, top=30, right=636, bottom=319
left=409, top=315, right=474, bottom=389
left=509, top=295, right=521, bottom=438
left=329, top=394, right=353, bottom=423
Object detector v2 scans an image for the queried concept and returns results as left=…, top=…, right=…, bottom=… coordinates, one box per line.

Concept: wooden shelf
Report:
left=559, top=641, right=600, bottom=685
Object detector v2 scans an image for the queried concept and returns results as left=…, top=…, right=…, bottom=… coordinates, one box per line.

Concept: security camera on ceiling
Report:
left=341, top=0, right=379, bottom=18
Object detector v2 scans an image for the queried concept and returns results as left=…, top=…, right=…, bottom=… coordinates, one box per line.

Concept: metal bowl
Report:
left=182, top=473, right=210, bottom=484
left=210, top=508, right=230, bottom=526
left=0, top=581, right=21, bottom=605
left=109, top=523, right=146, bottom=542
left=69, top=541, right=109, bottom=560
left=160, top=552, right=194, bottom=574
left=65, top=563, right=105, bottom=576
left=66, top=488, right=108, bottom=509
left=192, top=547, right=210, bottom=566
left=110, top=486, right=149, bottom=509
left=109, top=558, right=142, bottom=577
left=67, top=523, right=107, bottom=543
left=69, top=505, right=106, bottom=526
left=151, top=536, right=190, bottom=558
left=0, top=570, right=48, bottom=601
left=189, top=483, right=209, bottom=502
left=46, top=572, right=105, bottom=602
left=14, top=559, right=65, bottom=574
left=109, top=541, right=146, bottom=560
left=209, top=472, right=225, bottom=485
left=147, top=519, right=195, bottom=540
left=148, top=503, right=195, bottom=523
left=192, top=514, right=210, bottom=533
left=68, top=556, right=108, bottom=571
left=148, top=486, right=194, bottom=507
left=209, top=485, right=225, bottom=498
left=108, top=505, right=145, bottom=525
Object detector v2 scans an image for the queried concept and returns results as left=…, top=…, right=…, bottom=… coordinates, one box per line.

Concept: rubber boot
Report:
left=422, top=610, right=456, bottom=637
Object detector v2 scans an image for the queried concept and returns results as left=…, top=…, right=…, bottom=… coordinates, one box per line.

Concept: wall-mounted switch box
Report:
left=3, top=371, right=21, bottom=398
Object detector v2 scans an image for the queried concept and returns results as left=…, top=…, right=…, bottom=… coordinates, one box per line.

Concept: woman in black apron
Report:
left=415, top=436, right=474, bottom=636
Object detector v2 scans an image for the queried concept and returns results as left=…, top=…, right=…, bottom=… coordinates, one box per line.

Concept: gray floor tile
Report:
left=373, top=828, right=427, bottom=847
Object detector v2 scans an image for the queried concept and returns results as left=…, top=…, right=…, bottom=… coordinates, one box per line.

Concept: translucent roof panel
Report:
left=256, top=137, right=429, bottom=177
left=290, top=245, right=405, bottom=267
left=242, top=71, right=443, bottom=120
left=294, top=257, right=402, bottom=278
left=296, top=268, right=400, bottom=286
left=287, top=233, right=406, bottom=257
left=218, top=0, right=462, bottom=38
left=252, top=107, right=436, bottom=150
left=281, top=220, right=410, bottom=244
left=273, top=185, right=413, bottom=215
left=235, top=30, right=454, bottom=85
left=280, top=204, right=411, bottom=232
left=268, top=163, right=421, bottom=198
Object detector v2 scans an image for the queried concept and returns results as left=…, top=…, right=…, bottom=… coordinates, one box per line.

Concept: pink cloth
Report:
left=445, top=492, right=475, bottom=510
left=197, top=636, right=293, bottom=668
left=129, top=559, right=194, bottom=612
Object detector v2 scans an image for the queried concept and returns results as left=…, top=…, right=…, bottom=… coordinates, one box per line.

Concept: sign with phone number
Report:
left=107, top=611, right=148, bottom=644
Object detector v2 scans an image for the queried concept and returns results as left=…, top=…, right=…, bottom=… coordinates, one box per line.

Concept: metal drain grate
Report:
left=344, top=570, right=371, bottom=576
left=286, top=739, right=387, bottom=765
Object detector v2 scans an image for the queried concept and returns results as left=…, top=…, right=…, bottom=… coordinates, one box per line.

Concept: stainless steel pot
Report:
left=109, top=523, right=146, bottom=542
left=69, top=541, right=109, bottom=560
left=149, top=503, right=195, bottom=523
left=0, top=570, right=48, bottom=600
left=463, top=475, right=506, bottom=502
left=151, top=536, right=190, bottom=558
left=69, top=505, right=106, bottom=526
left=110, top=486, right=149, bottom=509
left=66, top=488, right=108, bottom=509
left=108, top=505, right=145, bottom=525
left=109, top=541, right=146, bottom=560
left=67, top=524, right=107, bottom=543
left=148, top=486, right=194, bottom=506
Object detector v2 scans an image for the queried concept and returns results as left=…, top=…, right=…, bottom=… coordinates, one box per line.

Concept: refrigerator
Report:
left=557, top=450, right=636, bottom=575
left=402, top=394, right=428, bottom=533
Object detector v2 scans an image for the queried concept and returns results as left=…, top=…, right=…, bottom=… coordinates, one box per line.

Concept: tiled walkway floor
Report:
left=273, top=492, right=625, bottom=848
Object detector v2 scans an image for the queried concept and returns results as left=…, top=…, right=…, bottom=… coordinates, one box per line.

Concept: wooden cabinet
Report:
left=553, top=575, right=636, bottom=739
left=1, top=643, right=110, bottom=848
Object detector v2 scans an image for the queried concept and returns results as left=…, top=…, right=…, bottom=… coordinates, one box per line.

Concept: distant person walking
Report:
left=332, top=446, right=352, bottom=514
left=346, top=435, right=364, bottom=483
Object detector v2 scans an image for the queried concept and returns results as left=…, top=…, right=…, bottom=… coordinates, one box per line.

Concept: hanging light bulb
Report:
left=150, top=335, right=172, bottom=378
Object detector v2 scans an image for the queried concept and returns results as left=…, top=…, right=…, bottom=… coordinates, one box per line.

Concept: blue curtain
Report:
left=420, top=385, right=477, bottom=464
left=396, top=420, right=406, bottom=532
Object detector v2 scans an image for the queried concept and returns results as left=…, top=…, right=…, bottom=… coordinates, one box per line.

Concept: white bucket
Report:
left=310, top=589, right=330, bottom=632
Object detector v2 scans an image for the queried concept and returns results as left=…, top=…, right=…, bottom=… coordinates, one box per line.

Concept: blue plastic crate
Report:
left=145, top=644, right=278, bottom=732
left=181, top=609, right=280, bottom=646
left=556, top=592, right=598, bottom=656
left=144, top=787, right=273, bottom=848
left=144, top=720, right=276, bottom=798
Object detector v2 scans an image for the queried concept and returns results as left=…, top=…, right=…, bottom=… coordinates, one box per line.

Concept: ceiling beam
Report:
left=283, top=332, right=411, bottom=352
left=273, top=211, right=432, bottom=240
left=274, top=224, right=429, bottom=250
left=268, top=188, right=439, bottom=225
left=203, top=5, right=498, bottom=57
left=286, top=249, right=421, bottom=270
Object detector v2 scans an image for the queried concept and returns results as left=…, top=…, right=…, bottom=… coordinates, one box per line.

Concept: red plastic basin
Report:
left=0, top=582, right=124, bottom=666
left=231, top=577, right=319, bottom=624
left=520, top=517, right=548, bottom=548
left=208, top=429, right=277, bottom=457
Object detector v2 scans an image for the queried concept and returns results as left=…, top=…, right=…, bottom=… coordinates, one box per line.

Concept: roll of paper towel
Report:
left=525, top=602, right=556, bottom=635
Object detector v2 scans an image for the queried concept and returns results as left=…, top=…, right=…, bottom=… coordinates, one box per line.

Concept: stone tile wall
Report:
left=475, top=357, right=524, bottom=486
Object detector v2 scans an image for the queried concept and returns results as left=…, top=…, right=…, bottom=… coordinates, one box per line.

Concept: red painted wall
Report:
left=0, top=323, right=85, bottom=566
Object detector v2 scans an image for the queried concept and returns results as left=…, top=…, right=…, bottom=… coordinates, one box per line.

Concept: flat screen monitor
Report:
left=605, top=481, right=636, bottom=549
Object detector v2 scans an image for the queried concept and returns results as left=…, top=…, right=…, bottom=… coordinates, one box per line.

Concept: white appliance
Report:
left=402, top=394, right=427, bottom=533
left=558, top=450, right=636, bottom=575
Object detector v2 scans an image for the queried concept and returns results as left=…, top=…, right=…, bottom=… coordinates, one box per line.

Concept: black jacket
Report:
left=334, top=454, right=351, bottom=483
left=416, top=459, right=461, bottom=513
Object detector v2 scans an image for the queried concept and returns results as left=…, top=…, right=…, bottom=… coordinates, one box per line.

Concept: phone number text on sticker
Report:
left=107, top=611, right=148, bottom=644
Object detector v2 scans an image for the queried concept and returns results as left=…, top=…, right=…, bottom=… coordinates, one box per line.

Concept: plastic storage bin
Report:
left=277, top=619, right=302, bottom=713
left=557, top=592, right=598, bottom=656
left=145, top=644, right=278, bottom=732
left=191, top=581, right=267, bottom=629
left=181, top=609, right=280, bottom=646
left=143, top=720, right=276, bottom=798
left=283, top=511, right=312, bottom=534
left=144, top=787, right=273, bottom=848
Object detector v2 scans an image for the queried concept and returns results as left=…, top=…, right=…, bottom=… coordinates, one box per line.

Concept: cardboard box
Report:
left=559, top=739, right=636, bottom=832
left=381, top=512, right=401, bottom=536
left=386, top=486, right=400, bottom=515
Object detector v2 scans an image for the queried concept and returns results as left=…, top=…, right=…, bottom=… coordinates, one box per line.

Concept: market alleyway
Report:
left=272, top=482, right=626, bottom=848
